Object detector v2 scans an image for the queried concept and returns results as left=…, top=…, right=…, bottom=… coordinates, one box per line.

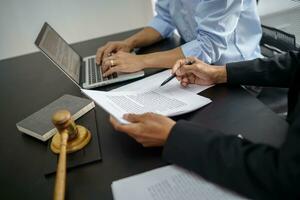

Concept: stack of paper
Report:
left=111, top=165, right=249, bottom=200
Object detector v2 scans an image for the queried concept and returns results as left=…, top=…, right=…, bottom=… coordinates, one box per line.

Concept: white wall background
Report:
left=0, top=0, right=154, bottom=60
left=257, top=0, right=300, bottom=44
left=1, top=0, right=298, bottom=60
left=257, top=0, right=300, bottom=17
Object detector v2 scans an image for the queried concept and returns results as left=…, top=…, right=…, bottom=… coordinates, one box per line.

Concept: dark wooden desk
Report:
left=0, top=29, right=288, bottom=200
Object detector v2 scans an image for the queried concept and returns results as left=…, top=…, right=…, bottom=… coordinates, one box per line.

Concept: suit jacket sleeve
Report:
left=162, top=51, right=300, bottom=199
left=226, top=51, right=300, bottom=87
left=163, top=118, right=300, bottom=199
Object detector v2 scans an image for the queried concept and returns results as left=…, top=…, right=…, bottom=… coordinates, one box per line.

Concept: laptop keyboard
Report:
left=87, top=57, right=118, bottom=84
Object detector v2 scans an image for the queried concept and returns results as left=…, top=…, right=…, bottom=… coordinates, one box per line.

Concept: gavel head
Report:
left=50, top=109, right=92, bottom=154
left=52, top=110, right=78, bottom=141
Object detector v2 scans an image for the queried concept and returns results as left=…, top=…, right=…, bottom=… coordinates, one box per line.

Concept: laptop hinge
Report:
left=80, top=60, right=86, bottom=85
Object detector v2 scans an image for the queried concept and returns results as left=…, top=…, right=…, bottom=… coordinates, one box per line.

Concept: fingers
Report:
left=110, top=113, right=169, bottom=148
left=96, top=42, right=118, bottom=65
left=110, top=113, right=148, bottom=129
left=177, top=63, right=200, bottom=77
left=102, top=45, right=117, bottom=62
left=103, top=66, right=121, bottom=77
left=96, top=48, right=113, bottom=65
left=102, top=56, right=119, bottom=68
left=123, top=113, right=146, bottom=123
left=109, top=115, right=123, bottom=131
left=188, top=73, right=195, bottom=83
left=176, top=75, right=182, bottom=82
left=102, top=55, right=120, bottom=76
left=122, top=113, right=159, bottom=124
left=101, top=64, right=110, bottom=74
left=180, top=76, right=190, bottom=87
left=101, top=52, right=126, bottom=76
left=178, top=74, right=196, bottom=87
left=96, top=47, right=105, bottom=65
left=173, top=59, right=191, bottom=86
left=109, top=115, right=140, bottom=134
left=173, top=58, right=198, bottom=78
left=110, top=115, right=147, bottom=145
left=101, top=54, right=116, bottom=73
left=172, top=58, right=199, bottom=86
left=172, top=59, right=186, bottom=74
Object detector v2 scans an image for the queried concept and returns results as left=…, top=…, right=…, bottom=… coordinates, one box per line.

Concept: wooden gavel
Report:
left=50, top=110, right=91, bottom=200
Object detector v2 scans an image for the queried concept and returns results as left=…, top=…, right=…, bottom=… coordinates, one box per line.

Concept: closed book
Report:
left=16, top=94, right=95, bottom=141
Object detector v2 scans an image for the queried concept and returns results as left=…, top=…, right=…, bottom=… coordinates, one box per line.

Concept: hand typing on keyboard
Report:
left=101, top=52, right=145, bottom=77
left=96, top=41, right=132, bottom=65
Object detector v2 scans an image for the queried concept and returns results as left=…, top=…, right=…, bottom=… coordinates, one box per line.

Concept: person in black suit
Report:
left=109, top=51, right=300, bottom=199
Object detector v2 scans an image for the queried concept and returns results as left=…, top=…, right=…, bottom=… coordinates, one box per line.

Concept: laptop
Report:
left=35, top=22, right=144, bottom=89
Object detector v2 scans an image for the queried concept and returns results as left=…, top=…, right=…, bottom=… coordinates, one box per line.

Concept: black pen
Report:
left=160, top=73, right=176, bottom=87
left=160, top=60, right=194, bottom=87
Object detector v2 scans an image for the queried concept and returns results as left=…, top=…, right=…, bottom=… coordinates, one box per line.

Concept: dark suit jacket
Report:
left=162, top=51, right=300, bottom=199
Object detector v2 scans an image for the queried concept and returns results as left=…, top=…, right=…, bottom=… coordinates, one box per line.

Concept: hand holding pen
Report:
left=160, top=58, right=195, bottom=87
left=161, top=57, right=225, bottom=87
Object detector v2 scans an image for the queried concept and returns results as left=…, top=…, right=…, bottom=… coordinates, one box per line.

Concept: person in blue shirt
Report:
left=96, top=0, right=262, bottom=77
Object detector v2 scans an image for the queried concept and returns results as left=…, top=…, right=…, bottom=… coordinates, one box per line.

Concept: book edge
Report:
left=16, top=101, right=95, bottom=142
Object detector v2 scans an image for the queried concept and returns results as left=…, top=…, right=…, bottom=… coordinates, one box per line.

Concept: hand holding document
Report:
left=112, top=165, right=249, bottom=200
left=81, top=88, right=211, bottom=124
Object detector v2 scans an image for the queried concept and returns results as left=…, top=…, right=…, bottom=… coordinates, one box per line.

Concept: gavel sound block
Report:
left=51, top=110, right=91, bottom=200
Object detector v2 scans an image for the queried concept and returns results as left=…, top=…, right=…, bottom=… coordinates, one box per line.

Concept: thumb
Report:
left=123, top=113, right=144, bottom=123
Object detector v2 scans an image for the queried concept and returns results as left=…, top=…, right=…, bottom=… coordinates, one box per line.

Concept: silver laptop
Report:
left=35, top=22, right=144, bottom=89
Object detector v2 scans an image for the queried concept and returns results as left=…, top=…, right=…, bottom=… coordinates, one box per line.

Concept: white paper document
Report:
left=111, top=165, right=249, bottom=200
left=112, top=69, right=213, bottom=94
left=81, top=88, right=211, bottom=124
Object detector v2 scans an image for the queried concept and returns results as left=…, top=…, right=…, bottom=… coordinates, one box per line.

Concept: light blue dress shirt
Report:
left=148, top=0, right=262, bottom=65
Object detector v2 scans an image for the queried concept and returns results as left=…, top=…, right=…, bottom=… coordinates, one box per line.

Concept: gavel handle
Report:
left=54, top=131, right=68, bottom=200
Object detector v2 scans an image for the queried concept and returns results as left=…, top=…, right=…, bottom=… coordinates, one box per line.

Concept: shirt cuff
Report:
left=148, top=17, right=175, bottom=39
left=180, top=40, right=213, bottom=64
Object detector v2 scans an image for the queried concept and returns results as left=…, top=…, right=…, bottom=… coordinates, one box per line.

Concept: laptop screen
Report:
left=35, top=23, right=81, bottom=83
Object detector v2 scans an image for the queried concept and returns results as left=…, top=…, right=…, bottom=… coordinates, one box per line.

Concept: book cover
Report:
left=16, top=94, right=95, bottom=141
